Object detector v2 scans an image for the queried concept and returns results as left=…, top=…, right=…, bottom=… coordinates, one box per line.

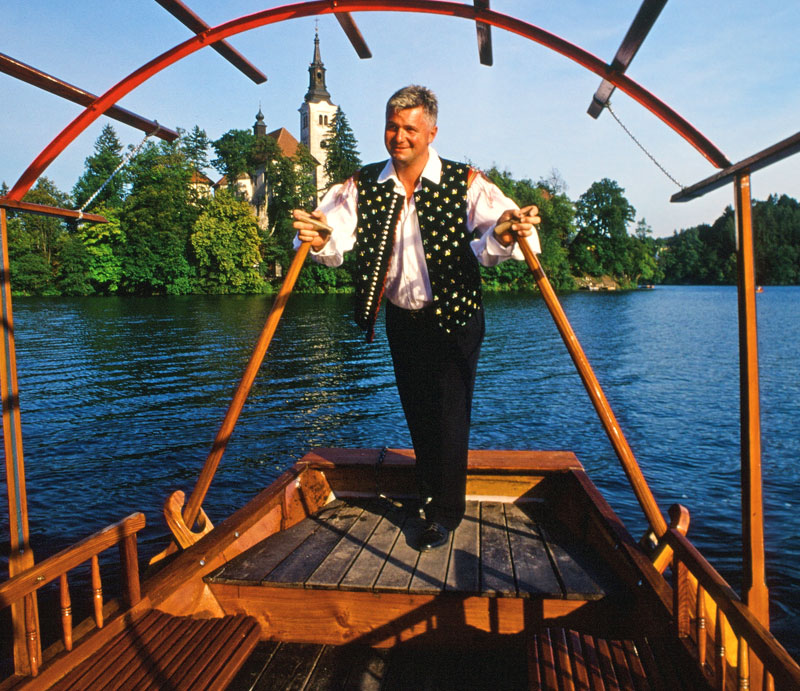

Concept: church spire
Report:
left=253, top=105, right=266, bottom=137
left=305, top=28, right=331, bottom=103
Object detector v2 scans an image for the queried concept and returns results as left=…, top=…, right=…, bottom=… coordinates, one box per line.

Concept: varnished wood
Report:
left=333, top=12, right=373, bottom=59
left=183, top=242, right=311, bottom=530
left=0, top=197, right=108, bottom=223
left=211, top=582, right=586, bottom=647
left=734, top=173, right=770, bottom=641
left=24, top=594, right=38, bottom=677
left=672, top=129, right=800, bottom=202
left=90, top=556, right=104, bottom=629
left=473, top=0, right=493, bottom=66
left=153, top=0, right=267, bottom=83
left=119, top=534, right=140, bottom=607
left=697, top=584, right=708, bottom=669
left=0, top=52, right=178, bottom=141
left=518, top=239, right=667, bottom=539
left=302, top=447, right=583, bottom=473
left=666, top=528, right=800, bottom=689
left=674, top=559, right=691, bottom=639
left=1, top=206, right=38, bottom=675
left=47, top=610, right=260, bottom=691
left=59, top=575, right=73, bottom=652
left=587, top=0, right=668, bottom=117
left=0, top=513, right=145, bottom=608
left=651, top=503, right=691, bottom=573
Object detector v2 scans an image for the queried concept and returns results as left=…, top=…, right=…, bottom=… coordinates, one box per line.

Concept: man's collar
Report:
left=378, top=147, right=442, bottom=189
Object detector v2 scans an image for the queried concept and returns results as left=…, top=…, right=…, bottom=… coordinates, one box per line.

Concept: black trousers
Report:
left=385, top=301, right=485, bottom=530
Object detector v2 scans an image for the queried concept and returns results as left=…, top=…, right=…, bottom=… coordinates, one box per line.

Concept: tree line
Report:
left=3, top=114, right=798, bottom=297
left=656, top=195, right=800, bottom=285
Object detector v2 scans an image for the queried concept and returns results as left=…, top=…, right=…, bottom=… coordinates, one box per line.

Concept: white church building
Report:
left=210, top=30, right=338, bottom=227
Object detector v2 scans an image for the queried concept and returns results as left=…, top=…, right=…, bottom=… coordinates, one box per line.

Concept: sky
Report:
left=2, top=1, right=798, bottom=238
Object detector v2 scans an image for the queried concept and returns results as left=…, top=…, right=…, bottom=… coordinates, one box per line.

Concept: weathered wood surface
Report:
left=228, top=637, right=528, bottom=691
left=207, top=498, right=613, bottom=601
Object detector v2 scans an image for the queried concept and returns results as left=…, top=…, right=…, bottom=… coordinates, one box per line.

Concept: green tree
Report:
left=7, top=178, right=72, bottom=294
left=72, top=124, right=126, bottom=210
left=77, top=204, right=125, bottom=294
left=119, top=140, right=198, bottom=294
left=261, top=141, right=318, bottom=277
left=571, top=178, right=636, bottom=278
left=181, top=125, right=212, bottom=173
left=484, top=167, right=575, bottom=291
left=55, top=234, right=93, bottom=295
left=190, top=189, right=266, bottom=293
left=322, top=107, right=362, bottom=189
left=211, top=129, right=254, bottom=182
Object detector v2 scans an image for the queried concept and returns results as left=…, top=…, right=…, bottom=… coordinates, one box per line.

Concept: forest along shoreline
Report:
left=3, top=122, right=799, bottom=299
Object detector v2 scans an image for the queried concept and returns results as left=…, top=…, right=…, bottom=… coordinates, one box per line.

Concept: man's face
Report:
left=384, top=106, right=438, bottom=170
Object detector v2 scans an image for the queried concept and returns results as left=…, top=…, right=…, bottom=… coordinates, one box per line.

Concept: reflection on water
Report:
left=3, top=286, right=799, bottom=656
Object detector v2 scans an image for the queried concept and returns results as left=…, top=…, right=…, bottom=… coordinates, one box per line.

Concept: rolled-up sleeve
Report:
left=293, top=177, right=360, bottom=267
left=467, top=173, right=541, bottom=266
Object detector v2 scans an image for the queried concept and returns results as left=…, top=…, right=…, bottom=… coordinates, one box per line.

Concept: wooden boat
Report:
left=2, top=2, right=800, bottom=689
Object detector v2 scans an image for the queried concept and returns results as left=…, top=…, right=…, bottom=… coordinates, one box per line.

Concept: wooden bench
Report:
left=0, top=514, right=260, bottom=690
left=48, top=610, right=260, bottom=690
left=527, top=628, right=678, bottom=691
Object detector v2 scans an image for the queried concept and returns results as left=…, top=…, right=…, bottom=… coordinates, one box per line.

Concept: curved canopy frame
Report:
left=6, top=0, right=732, bottom=203
left=2, top=0, right=776, bottom=635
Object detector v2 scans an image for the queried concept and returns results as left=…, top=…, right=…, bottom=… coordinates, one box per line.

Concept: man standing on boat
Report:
left=293, top=85, right=540, bottom=550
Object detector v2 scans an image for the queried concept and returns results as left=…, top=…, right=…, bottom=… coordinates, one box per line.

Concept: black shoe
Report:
left=417, top=521, right=450, bottom=551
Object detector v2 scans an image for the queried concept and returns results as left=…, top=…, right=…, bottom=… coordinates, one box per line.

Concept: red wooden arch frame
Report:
left=6, top=0, right=731, bottom=202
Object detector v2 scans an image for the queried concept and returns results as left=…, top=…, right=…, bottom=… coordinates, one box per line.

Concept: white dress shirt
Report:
left=301, top=148, right=541, bottom=310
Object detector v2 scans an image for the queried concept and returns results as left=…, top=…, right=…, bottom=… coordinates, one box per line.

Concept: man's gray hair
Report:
left=386, top=85, right=438, bottom=125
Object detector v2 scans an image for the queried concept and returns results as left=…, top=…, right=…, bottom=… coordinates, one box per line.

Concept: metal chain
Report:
left=77, top=124, right=161, bottom=219
left=605, top=102, right=685, bottom=190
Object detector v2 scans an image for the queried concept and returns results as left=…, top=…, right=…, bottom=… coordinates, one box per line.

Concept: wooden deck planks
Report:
left=480, top=501, right=517, bottom=597
left=207, top=498, right=615, bottom=602
left=505, top=502, right=564, bottom=598
left=339, top=505, right=406, bottom=591
left=305, top=500, right=387, bottom=589
left=444, top=501, right=480, bottom=594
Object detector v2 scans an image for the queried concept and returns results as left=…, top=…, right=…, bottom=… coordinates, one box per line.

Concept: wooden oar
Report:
left=507, top=227, right=667, bottom=538
left=181, top=240, right=312, bottom=531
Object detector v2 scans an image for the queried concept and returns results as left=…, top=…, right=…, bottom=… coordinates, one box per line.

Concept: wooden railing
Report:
left=0, top=513, right=145, bottom=677
left=666, top=527, right=800, bottom=690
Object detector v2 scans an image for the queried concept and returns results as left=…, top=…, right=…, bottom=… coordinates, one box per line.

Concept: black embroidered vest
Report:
left=353, top=159, right=482, bottom=340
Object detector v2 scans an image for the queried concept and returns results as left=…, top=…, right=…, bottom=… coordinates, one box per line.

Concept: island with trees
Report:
left=3, top=117, right=798, bottom=297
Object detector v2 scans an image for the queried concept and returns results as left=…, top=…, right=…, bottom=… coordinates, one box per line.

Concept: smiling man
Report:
left=293, top=85, right=541, bottom=550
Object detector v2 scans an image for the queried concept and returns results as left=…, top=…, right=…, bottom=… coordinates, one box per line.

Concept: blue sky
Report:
left=2, top=1, right=798, bottom=237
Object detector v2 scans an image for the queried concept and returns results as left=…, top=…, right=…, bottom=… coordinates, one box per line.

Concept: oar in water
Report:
left=151, top=230, right=329, bottom=562
left=499, top=219, right=667, bottom=538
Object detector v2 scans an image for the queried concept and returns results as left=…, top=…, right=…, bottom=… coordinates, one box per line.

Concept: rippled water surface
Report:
left=3, top=286, right=799, bottom=656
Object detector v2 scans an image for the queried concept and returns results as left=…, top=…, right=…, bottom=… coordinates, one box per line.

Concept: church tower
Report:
left=299, top=29, right=338, bottom=196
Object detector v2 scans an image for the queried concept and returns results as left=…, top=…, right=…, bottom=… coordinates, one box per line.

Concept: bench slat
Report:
left=48, top=612, right=259, bottom=691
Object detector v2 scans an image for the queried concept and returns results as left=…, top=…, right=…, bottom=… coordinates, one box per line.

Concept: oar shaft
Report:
left=518, top=238, right=667, bottom=537
left=183, top=242, right=311, bottom=529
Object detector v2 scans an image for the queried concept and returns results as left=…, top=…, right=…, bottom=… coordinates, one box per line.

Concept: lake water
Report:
left=2, top=285, right=799, bottom=658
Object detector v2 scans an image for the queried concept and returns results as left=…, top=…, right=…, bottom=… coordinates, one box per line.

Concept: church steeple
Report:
left=305, top=29, right=331, bottom=103
left=253, top=106, right=266, bottom=138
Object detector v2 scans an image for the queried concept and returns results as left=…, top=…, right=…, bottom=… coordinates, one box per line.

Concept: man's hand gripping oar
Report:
left=492, top=204, right=541, bottom=248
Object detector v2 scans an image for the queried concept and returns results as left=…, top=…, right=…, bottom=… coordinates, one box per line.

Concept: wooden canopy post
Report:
left=733, top=173, right=769, bottom=626
left=516, top=237, right=667, bottom=538
left=0, top=208, right=39, bottom=674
